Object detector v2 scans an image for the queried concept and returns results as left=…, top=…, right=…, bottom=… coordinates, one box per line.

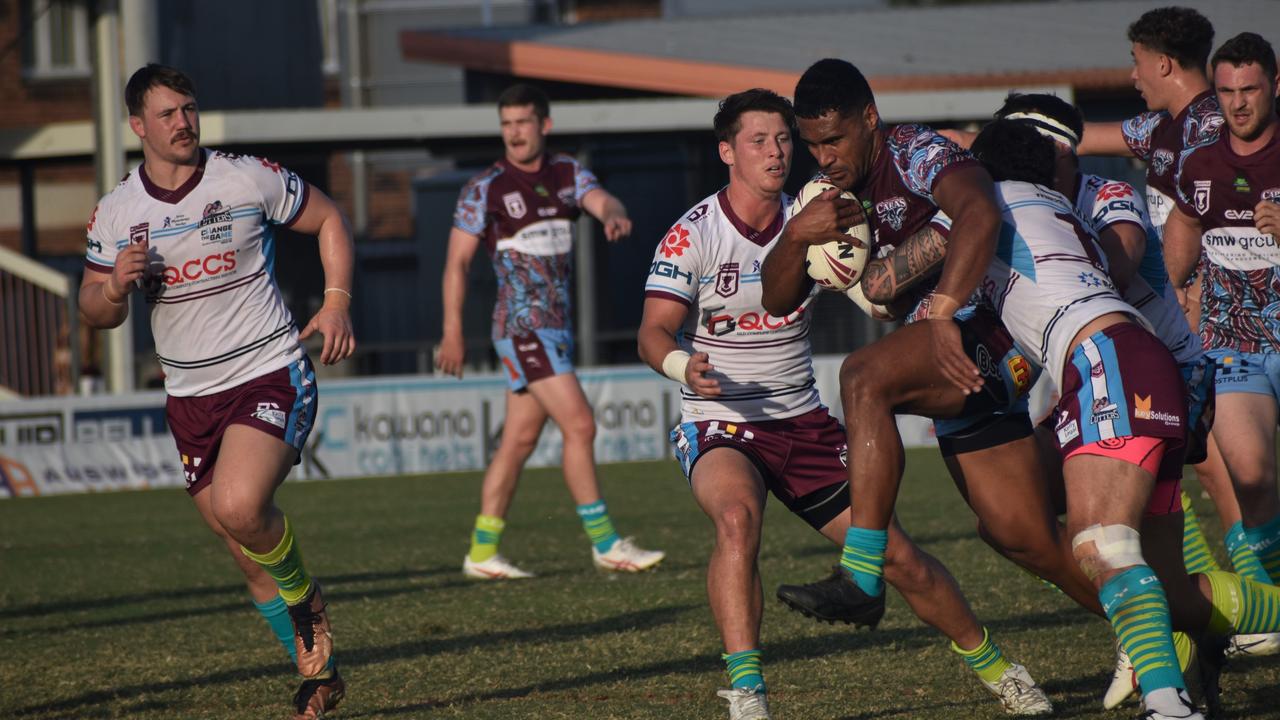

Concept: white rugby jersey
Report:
left=934, top=182, right=1139, bottom=388
left=645, top=190, right=822, bottom=423
left=85, top=149, right=308, bottom=396
left=1073, top=174, right=1200, bottom=364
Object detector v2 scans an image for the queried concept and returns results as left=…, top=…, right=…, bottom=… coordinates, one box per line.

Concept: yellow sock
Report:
left=241, top=515, right=314, bottom=606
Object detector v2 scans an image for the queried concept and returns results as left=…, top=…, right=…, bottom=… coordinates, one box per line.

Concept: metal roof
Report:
left=401, top=0, right=1280, bottom=94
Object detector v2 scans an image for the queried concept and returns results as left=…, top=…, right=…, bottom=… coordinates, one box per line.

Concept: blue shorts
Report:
left=494, top=328, right=575, bottom=392
left=1207, top=349, right=1280, bottom=400
left=1180, top=356, right=1216, bottom=465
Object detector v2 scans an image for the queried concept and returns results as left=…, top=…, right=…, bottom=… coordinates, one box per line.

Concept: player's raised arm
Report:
left=287, top=184, right=356, bottom=365
left=79, top=248, right=148, bottom=329
left=438, top=227, right=481, bottom=378
left=581, top=187, right=632, bottom=242
left=1076, top=122, right=1134, bottom=156
left=1162, top=205, right=1203, bottom=288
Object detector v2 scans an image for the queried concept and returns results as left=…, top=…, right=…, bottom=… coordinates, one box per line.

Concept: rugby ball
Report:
left=795, top=179, right=871, bottom=292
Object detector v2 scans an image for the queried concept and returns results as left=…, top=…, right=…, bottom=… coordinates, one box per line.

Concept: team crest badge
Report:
left=715, top=262, right=740, bottom=298
left=875, top=197, right=908, bottom=231
left=1263, top=188, right=1280, bottom=203
left=129, top=221, right=150, bottom=245
left=502, top=191, right=527, bottom=219
left=1193, top=180, right=1212, bottom=216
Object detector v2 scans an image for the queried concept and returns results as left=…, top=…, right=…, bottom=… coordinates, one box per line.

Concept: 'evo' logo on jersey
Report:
left=1224, top=209, right=1254, bottom=221
left=163, top=250, right=238, bottom=286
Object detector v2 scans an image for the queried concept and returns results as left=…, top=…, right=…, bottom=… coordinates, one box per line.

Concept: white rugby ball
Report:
left=794, top=179, right=871, bottom=292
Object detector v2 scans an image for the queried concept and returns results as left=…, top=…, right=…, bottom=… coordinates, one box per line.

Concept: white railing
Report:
left=0, top=244, right=78, bottom=397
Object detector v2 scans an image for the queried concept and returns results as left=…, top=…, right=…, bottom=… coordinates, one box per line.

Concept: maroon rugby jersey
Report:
left=453, top=154, right=600, bottom=339
left=1121, top=91, right=1223, bottom=230
left=1174, top=131, right=1280, bottom=352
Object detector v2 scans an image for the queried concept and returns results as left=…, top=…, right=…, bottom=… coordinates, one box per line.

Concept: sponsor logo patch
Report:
left=661, top=224, right=691, bottom=258
left=252, top=402, right=287, bottom=429
left=1133, top=394, right=1181, bottom=426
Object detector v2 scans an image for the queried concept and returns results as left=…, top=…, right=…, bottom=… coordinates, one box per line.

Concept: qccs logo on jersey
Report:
left=163, top=250, right=238, bottom=287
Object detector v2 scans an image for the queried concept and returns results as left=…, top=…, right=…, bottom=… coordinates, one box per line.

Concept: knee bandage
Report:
left=1071, top=524, right=1145, bottom=578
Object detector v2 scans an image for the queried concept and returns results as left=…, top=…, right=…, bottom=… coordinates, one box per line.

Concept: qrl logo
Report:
left=164, top=250, right=237, bottom=286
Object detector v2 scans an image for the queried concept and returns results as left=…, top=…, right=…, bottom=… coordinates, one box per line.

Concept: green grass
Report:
left=3, top=452, right=1280, bottom=719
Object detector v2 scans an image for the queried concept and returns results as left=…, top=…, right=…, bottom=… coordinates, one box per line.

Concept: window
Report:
left=21, top=0, right=91, bottom=80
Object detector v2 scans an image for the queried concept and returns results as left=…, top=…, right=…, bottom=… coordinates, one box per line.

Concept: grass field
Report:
left=4, top=451, right=1280, bottom=719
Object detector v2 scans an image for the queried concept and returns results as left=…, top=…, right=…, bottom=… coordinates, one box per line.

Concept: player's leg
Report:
left=837, top=322, right=970, bottom=600
left=465, top=388, right=547, bottom=579
left=190, top=485, right=297, bottom=663
left=1064, top=451, right=1199, bottom=719
left=527, top=371, right=664, bottom=571
left=690, top=449, right=769, bottom=699
left=1212, top=387, right=1280, bottom=581
left=945, top=431, right=1105, bottom=617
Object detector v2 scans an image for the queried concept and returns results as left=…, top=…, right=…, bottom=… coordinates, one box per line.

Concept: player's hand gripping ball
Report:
left=794, top=179, right=871, bottom=292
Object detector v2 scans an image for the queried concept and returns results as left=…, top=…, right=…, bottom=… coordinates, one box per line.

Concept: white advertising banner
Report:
left=0, top=357, right=945, bottom=498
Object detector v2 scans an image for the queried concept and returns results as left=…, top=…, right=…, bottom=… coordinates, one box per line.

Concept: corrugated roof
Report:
left=401, top=0, right=1280, bottom=95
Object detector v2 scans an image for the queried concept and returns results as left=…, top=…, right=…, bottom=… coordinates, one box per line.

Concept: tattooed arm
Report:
left=860, top=224, right=949, bottom=305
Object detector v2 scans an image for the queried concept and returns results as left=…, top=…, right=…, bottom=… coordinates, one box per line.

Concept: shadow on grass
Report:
left=0, top=566, right=457, bottom=621
left=8, top=603, right=698, bottom=718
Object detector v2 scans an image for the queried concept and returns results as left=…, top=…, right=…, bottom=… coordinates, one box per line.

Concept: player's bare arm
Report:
left=581, top=187, right=632, bottom=242
left=760, top=189, right=857, bottom=316
left=1076, top=122, right=1133, bottom=156
left=78, top=242, right=151, bottom=329
left=860, top=225, right=947, bottom=305
left=1162, top=205, right=1204, bottom=288
left=1092, top=221, right=1147, bottom=293
left=928, top=166, right=999, bottom=393
left=288, top=184, right=356, bottom=365
left=438, top=227, right=481, bottom=378
left=937, top=128, right=975, bottom=149
left=637, top=297, right=720, bottom=398
left=1256, top=199, right=1280, bottom=237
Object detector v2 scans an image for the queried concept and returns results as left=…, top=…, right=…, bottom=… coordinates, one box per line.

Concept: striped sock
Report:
left=1180, top=492, right=1222, bottom=574
left=1226, top=521, right=1272, bottom=583
left=240, top=515, right=314, bottom=606
left=254, top=594, right=298, bottom=662
left=723, top=649, right=765, bottom=692
left=1202, top=570, right=1280, bottom=635
left=576, top=501, right=620, bottom=554
left=1243, top=513, right=1280, bottom=584
left=951, top=627, right=1013, bottom=684
left=840, top=527, right=887, bottom=597
left=1100, top=566, right=1184, bottom=695
left=469, top=514, right=505, bottom=563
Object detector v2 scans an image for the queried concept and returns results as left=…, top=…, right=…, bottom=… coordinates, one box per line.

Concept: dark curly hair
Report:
left=793, top=58, right=875, bottom=120
left=970, top=120, right=1056, bottom=187
left=1127, top=7, right=1214, bottom=72
left=714, top=88, right=795, bottom=143
left=994, top=92, right=1084, bottom=145
left=1212, top=32, right=1278, bottom=80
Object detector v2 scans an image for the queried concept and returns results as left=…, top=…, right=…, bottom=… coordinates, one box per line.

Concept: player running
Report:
left=639, top=88, right=1050, bottom=719
left=79, top=64, right=353, bottom=719
left=439, top=84, right=663, bottom=579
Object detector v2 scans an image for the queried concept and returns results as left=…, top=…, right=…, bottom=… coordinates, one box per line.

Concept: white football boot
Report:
left=592, top=537, right=665, bottom=572
left=1138, top=688, right=1204, bottom=719
left=716, top=687, right=771, bottom=720
left=1227, top=631, right=1280, bottom=657
left=462, top=553, right=534, bottom=580
left=1104, top=647, right=1139, bottom=709
left=980, top=663, right=1053, bottom=716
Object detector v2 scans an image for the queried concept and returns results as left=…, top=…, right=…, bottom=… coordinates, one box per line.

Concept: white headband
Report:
left=1003, top=111, right=1080, bottom=150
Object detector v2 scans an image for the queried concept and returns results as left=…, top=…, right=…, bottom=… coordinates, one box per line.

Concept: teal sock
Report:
left=576, top=501, right=620, bottom=553
left=723, top=649, right=765, bottom=692
left=1100, top=566, right=1183, bottom=696
left=1227, top=521, right=1272, bottom=584
left=839, top=527, right=887, bottom=597
left=254, top=594, right=298, bottom=662
left=1243, top=513, right=1280, bottom=585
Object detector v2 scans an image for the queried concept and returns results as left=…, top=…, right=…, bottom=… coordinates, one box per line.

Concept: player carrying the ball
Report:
left=639, top=88, right=1051, bottom=720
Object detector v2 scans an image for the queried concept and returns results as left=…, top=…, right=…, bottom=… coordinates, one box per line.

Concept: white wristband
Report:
left=661, top=350, right=691, bottom=385
left=324, top=287, right=352, bottom=299
left=845, top=283, right=890, bottom=319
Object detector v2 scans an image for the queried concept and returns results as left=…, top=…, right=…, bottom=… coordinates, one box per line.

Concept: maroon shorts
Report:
left=670, top=407, right=849, bottom=530
left=1051, top=322, right=1187, bottom=488
left=166, top=356, right=318, bottom=496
